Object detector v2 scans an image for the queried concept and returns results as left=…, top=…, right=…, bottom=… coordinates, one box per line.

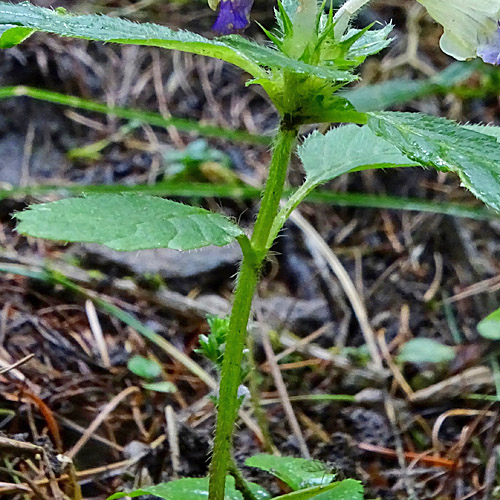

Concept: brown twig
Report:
left=358, top=442, right=458, bottom=469
left=19, top=390, right=63, bottom=453
left=66, top=385, right=140, bottom=459
left=0, top=353, right=34, bottom=374
left=261, top=326, right=310, bottom=459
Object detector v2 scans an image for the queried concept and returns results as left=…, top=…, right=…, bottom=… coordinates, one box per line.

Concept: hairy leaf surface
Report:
left=269, top=124, right=417, bottom=247
left=344, top=24, right=393, bottom=59
left=274, top=480, right=363, bottom=500
left=299, top=124, right=417, bottom=187
left=107, top=477, right=253, bottom=500
left=368, top=112, right=500, bottom=211
left=246, top=454, right=337, bottom=490
left=0, top=2, right=353, bottom=82
left=16, top=194, right=244, bottom=251
left=464, top=123, right=500, bottom=142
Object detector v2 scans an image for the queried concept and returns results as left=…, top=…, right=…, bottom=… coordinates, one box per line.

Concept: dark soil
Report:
left=1, top=1, right=500, bottom=499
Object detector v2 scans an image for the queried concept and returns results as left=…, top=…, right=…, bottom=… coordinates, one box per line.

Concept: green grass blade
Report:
left=1, top=181, right=495, bottom=220
left=0, top=86, right=269, bottom=145
left=343, top=61, right=477, bottom=112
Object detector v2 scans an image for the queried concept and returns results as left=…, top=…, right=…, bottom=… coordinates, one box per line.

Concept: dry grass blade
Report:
left=0, top=353, right=34, bottom=374
left=260, top=324, right=310, bottom=459
left=289, top=211, right=384, bottom=370
left=272, top=323, right=332, bottom=364
left=166, top=405, right=181, bottom=478
left=67, top=386, right=140, bottom=459
left=444, top=275, right=500, bottom=304
left=0, top=436, right=45, bottom=456
left=85, top=299, right=111, bottom=368
left=409, top=366, right=494, bottom=404
left=432, top=409, right=496, bottom=452
left=377, top=329, right=413, bottom=398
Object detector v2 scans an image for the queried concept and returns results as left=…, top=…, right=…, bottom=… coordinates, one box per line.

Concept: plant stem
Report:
left=228, top=458, right=258, bottom=500
left=251, top=125, right=299, bottom=256
left=208, top=123, right=298, bottom=500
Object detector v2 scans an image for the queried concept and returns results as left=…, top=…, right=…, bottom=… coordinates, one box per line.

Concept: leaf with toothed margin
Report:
left=299, top=124, right=417, bottom=188
left=367, top=112, right=500, bottom=212
left=245, top=455, right=364, bottom=500
left=15, top=194, right=244, bottom=251
left=0, top=1, right=354, bottom=84
left=268, top=124, right=417, bottom=246
left=463, top=123, right=500, bottom=142
left=107, top=476, right=270, bottom=500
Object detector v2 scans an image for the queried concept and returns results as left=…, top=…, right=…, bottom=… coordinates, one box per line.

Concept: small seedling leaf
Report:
left=142, top=381, right=177, bottom=393
left=398, top=338, right=456, bottom=364
left=127, top=355, right=162, bottom=380
left=367, top=112, right=500, bottom=212
left=15, top=194, right=244, bottom=251
left=107, top=477, right=264, bottom=500
left=478, top=307, right=500, bottom=340
left=274, top=479, right=363, bottom=500
left=245, top=454, right=337, bottom=490
left=0, top=25, right=33, bottom=47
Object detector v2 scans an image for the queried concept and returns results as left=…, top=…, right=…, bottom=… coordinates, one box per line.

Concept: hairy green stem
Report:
left=208, top=124, right=298, bottom=500
left=228, top=458, right=257, bottom=500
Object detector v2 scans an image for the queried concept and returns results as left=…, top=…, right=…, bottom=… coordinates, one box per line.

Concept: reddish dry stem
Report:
left=358, top=442, right=458, bottom=469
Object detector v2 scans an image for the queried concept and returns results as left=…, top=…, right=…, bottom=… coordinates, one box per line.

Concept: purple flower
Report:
left=212, top=0, right=254, bottom=35
left=478, top=27, right=500, bottom=65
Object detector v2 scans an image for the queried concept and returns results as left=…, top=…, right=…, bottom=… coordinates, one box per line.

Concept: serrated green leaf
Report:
left=367, top=112, right=500, bottom=212
left=107, top=477, right=243, bottom=500
left=345, top=24, right=393, bottom=59
left=275, top=479, right=363, bottom=500
left=0, top=2, right=353, bottom=84
left=269, top=125, right=416, bottom=246
left=15, top=194, right=244, bottom=251
left=398, top=338, right=456, bottom=364
left=478, top=308, right=500, bottom=340
left=128, top=355, right=162, bottom=380
left=221, top=35, right=354, bottom=82
left=245, top=455, right=337, bottom=490
left=299, top=125, right=416, bottom=186
left=464, top=124, right=500, bottom=142
left=0, top=2, right=255, bottom=76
